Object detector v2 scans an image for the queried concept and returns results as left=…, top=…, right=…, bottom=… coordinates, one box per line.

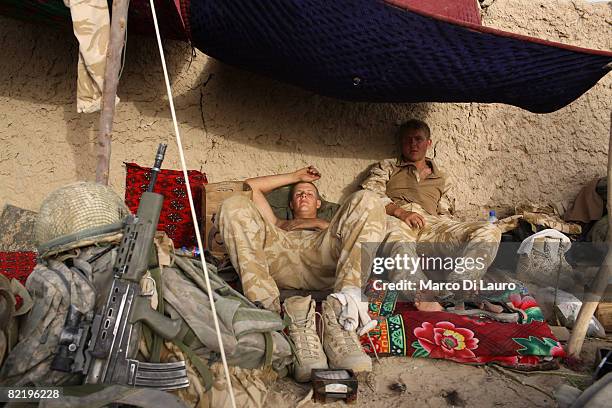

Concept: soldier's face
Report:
left=290, top=183, right=321, bottom=217
left=401, top=129, right=431, bottom=162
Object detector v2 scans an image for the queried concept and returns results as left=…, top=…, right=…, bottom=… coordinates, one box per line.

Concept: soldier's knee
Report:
left=222, top=194, right=251, bottom=209
left=479, top=223, right=502, bottom=242
left=218, top=196, right=259, bottom=226
left=346, top=190, right=379, bottom=209
left=219, top=195, right=253, bottom=215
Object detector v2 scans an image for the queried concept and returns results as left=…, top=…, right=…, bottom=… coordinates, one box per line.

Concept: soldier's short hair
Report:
left=398, top=119, right=431, bottom=140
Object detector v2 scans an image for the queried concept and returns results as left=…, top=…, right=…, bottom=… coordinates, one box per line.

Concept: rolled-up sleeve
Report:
left=360, top=160, right=394, bottom=207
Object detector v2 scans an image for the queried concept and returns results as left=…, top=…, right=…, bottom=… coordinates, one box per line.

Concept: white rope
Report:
left=147, top=2, right=237, bottom=407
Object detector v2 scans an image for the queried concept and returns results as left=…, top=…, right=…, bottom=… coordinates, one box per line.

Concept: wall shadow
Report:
left=119, top=33, right=434, bottom=160
left=0, top=17, right=192, bottom=183
left=170, top=58, right=433, bottom=160
left=0, top=15, right=435, bottom=168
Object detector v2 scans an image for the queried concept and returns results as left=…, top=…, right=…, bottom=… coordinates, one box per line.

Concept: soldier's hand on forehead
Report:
left=307, top=165, right=321, bottom=177
left=294, top=166, right=321, bottom=182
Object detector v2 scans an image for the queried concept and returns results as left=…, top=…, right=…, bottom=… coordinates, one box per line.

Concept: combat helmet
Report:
left=35, top=182, right=130, bottom=258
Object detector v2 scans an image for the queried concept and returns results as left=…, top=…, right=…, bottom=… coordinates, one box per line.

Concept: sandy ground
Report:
left=266, top=337, right=611, bottom=407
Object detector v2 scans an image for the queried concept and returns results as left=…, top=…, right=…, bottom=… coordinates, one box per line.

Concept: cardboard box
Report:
left=596, top=302, right=612, bottom=332
left=203, top=181, right=252, bottom=257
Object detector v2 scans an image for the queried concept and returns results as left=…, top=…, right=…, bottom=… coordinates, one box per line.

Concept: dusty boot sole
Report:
left=293, top=359, right=329, bottom=382
left=329, top=354, right=372, bottom=373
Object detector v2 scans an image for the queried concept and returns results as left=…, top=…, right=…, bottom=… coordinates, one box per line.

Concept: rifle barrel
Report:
left=147, top=143, right=167, bottom=192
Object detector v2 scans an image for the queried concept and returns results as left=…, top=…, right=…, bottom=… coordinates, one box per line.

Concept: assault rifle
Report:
left=52, top=144, right=189, bottom=390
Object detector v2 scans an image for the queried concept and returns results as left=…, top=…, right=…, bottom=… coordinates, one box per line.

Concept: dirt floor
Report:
left=267, top=337, right=611, bottom=407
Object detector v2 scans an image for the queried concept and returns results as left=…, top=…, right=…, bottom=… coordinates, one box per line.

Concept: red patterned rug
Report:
left=0, top=251, right=36, bottom=310
left=125, top=163, right=207, bottom=249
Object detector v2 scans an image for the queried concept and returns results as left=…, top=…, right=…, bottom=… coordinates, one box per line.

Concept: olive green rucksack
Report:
left=0, top=247, right=112, bottom=386
left=0, top=246, right=292, bottom=391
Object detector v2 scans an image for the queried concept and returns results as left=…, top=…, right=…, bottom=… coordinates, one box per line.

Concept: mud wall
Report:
left=0, top=0, right=610, bottom=219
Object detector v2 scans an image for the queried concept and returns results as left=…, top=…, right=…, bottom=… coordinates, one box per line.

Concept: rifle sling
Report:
left=142, top=325, right=153, bottom=356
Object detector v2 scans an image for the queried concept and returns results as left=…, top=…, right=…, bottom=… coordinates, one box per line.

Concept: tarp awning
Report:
left=2, top=0, right=611, bottom=113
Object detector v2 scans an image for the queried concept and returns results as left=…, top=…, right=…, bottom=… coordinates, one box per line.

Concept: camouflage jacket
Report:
left=360, top=158, right=455, bottom=216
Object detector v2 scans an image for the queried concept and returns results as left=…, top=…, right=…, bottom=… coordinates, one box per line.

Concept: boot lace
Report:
left=323, top=311, right=364, bottom=355
left=289, top=313, right=323, bottom=360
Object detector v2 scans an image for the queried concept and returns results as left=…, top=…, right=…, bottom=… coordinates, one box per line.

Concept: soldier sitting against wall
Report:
left=361, top=119, right=503, bottom=312
left=218, top=167, right=384, bottom=381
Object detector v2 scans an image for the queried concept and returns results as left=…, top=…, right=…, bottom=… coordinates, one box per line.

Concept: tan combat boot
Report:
left=284, top=295, right=328, bottom=382
left=322, top=296, right=372, bottom=373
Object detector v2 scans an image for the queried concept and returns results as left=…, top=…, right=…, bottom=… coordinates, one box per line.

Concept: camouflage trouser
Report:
left=219, top=191, right=386, bottom=312
left=64, top=0, right=111, bottom=113
left=383, top=209, right=502, bottom=294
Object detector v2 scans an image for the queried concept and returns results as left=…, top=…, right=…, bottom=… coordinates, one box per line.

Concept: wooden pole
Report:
left=567, top=111, right=612, bottom=357
left=96, top=0, right=131, bottom=185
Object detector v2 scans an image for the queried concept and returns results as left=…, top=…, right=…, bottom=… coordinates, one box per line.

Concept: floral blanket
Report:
left=360, top=288, right=565, bottom=369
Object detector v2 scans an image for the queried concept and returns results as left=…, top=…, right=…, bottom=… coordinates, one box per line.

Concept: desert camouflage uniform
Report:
left=362, top=158, right=502, bottom=287
left=219, top=191, right=386, bottom=312
left=497, top=207, right=581, bottom=235
left=64, top=0, right=112, bottom=113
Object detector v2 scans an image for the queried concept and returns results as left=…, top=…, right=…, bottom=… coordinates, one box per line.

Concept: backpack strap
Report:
left=263, top=332, right=273, bottom=367
left=45, top=261, right=72, bottom=297
left=174, top=338, right=214, bottom=391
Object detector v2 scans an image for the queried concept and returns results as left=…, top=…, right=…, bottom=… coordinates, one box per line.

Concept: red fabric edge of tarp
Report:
left=128, top=0, right=187, bottom=40
left=180, top=0, right=192, bottom=39
left=385, top=0, right=612, bottom=57
left=173, top=0, right=185, bottom=28
left=393, top=0, right=481, bottom=25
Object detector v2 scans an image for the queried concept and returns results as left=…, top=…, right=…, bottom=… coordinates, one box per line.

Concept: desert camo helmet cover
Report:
left=35, top=182, right=130, bottom=258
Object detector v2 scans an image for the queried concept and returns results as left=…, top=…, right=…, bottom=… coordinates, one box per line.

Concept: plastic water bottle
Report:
left=180, top=246, right=201, bottom=257
left=487, top=210, right=498, bottom=223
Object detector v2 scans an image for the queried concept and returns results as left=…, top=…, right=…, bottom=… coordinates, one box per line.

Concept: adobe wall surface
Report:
left=0, top=0, right=610, bottom=219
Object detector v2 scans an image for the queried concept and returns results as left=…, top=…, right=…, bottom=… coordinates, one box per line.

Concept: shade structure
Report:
left=189, top=0, right=612, bottom=113
left=1, top=0, right=611, bottom=113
